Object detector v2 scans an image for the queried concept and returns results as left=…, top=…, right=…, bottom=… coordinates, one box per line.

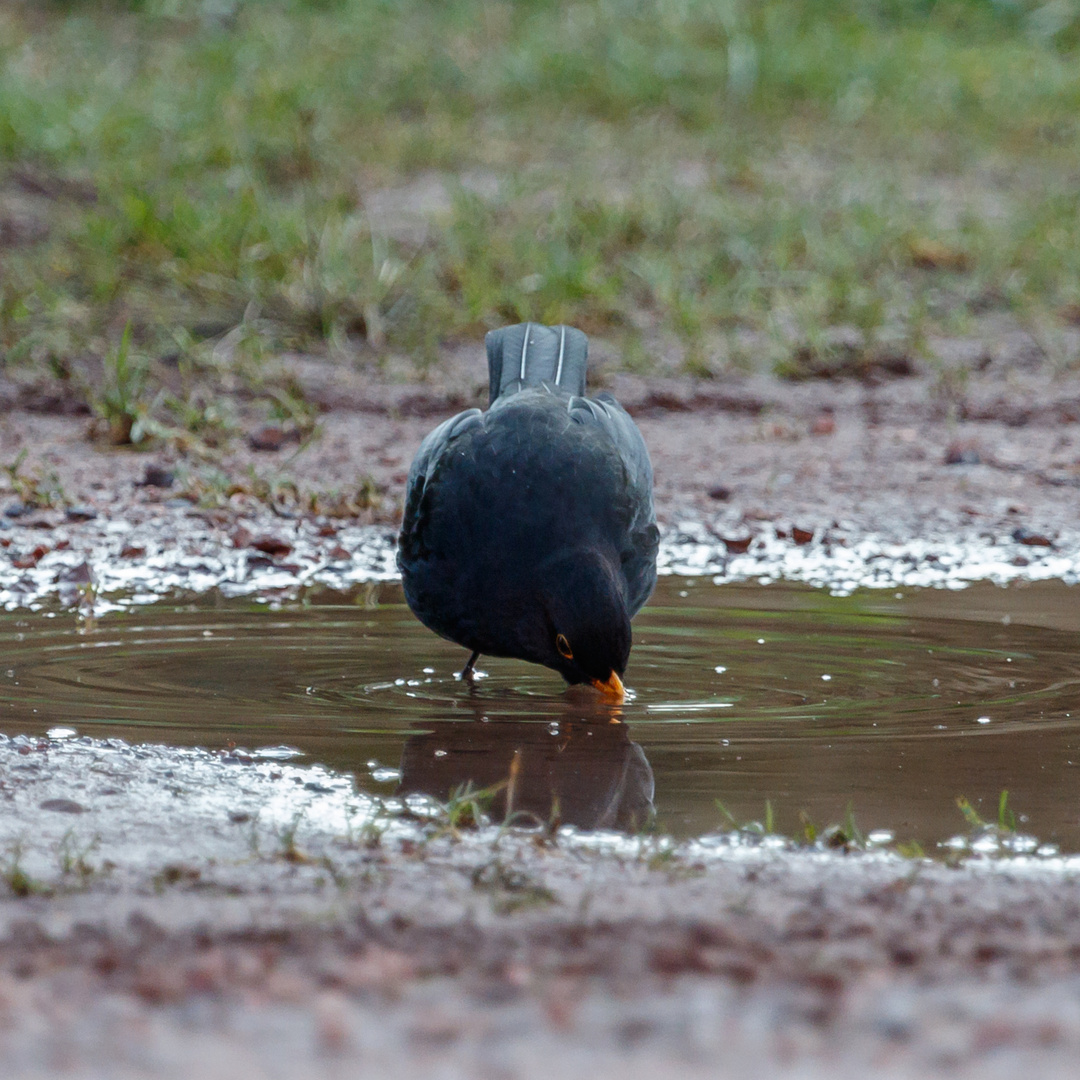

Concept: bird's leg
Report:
left=459, top=650, right=481, bottom=682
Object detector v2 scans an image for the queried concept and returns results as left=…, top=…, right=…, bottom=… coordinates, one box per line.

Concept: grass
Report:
left=709, top=789, right=1036, bottom=859
left=956, top=789, right=1020, bottom=834
left=275, top=808, right=309, bottom=862
left=438, top=778, right=505, bottom=836
left=1, top=0, right=1080, bottom=407
left=2, top=449, right=66, bottom=509
left=160, top=459, right=391, bottom=520
left=716, top=796, right=775, bottom=836
left=1, top=841, right=48, bottom=897
left=716, top=797, right=872, bottom=848
left=717, top=796, right=914, bottom=855
left=471, top=858, right=558, bottom=913
left=92, top=322, right=155, bottom=443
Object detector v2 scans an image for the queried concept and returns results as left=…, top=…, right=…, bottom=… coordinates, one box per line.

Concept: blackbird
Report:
left=398, top=322, right=658, bottom=698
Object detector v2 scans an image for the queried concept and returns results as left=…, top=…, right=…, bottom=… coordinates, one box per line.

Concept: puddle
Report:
left=2, top=578, right=1079, bottom=852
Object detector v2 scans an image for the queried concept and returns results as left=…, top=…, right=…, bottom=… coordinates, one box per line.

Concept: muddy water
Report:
left=2, top=578, right=1079, bottom=850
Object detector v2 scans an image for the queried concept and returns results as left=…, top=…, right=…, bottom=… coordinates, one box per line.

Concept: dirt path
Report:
left=3, top=363, right=1080, bottom=607
left=3, top=734, right=1080, bottom=1079
left=3, top=362, right=1080, bottom=1076
left=5, top=360, right=1080, bottom=535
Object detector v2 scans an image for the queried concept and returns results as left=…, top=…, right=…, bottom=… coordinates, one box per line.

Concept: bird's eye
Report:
left=556, top=634, right=573, bottom=660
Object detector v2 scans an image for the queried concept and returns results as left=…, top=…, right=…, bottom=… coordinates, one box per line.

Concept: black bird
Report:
left=398, top=322, right=658, bottom=698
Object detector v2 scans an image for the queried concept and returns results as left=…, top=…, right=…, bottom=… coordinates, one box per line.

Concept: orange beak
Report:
left=590, top=671, right=625, bottom=702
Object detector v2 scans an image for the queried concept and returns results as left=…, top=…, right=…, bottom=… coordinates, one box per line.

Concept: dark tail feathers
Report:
left=485, top=323, right=588, bottom=403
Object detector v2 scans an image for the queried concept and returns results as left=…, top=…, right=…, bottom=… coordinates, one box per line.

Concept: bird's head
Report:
left=536, top=550, right=631, bottom=700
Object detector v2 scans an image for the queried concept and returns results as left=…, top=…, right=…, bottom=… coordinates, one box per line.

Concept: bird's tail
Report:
left=485, top=323, right=589, bottom=403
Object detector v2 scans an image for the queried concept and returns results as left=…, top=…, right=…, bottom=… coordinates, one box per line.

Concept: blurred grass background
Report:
left=2, top=0, right=1080, bottom=396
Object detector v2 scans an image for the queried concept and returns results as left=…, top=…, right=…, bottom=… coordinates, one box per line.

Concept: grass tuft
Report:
left=91, top=323, right=155, bottom=444
left=1, top=841, right=49, bottom=897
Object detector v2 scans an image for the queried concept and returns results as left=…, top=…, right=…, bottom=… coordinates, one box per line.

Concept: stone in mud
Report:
left=12, top=545, right=48, bottom=569
left=252, top=535, right=293, bottom=557
left=141, top=464, right=176, bottom=489
left=57, top=561, right=93, bottom=586
left=39, top=798, right=87, bottom=814
left=909, top=237, right=971, bottom=272
left=945, top=442, right=981, bottom=465
left=0, top=204, right=50, bottom=247
left=722, top=536, right=753, bottom=554
left=249, top=425, right=291, bottom=452
left=1013, top=528, right=1054, bottom=547
left=65, top=506, right=98, bottom=522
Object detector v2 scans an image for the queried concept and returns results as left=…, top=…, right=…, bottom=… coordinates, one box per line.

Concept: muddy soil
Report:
left=3, top=360, right=1080, bottom=607
left=4, top=734, right=1080, bottom=1080
left=3, top=359, right=1080, bottom=1076
left=4, top=357, right=1080, bottom=538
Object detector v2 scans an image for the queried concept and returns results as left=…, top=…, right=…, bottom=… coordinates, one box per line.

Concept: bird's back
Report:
left=398, top=324, right=658, bottom=660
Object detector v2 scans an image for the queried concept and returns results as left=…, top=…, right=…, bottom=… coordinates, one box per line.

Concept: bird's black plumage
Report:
left=397, top=322, right=658, bottom=689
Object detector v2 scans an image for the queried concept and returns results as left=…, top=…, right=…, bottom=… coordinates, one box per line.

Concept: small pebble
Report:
left=249, top=425, right=289, bottom=452
left=252, top=535, right=293, bottom=557
left=944, top=442, right=981, bottom=466
left=39, top=798, right=87, bottom=814
left=722, top=536, right=753, bottom=554
left=141, top=464, right=176, bottom=488
left=1012, top=528, right=1053, bottom=548
left=57, top=561, right=93, bottom=585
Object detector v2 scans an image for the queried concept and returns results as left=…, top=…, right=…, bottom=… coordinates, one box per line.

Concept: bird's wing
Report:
left=567, top=394, right=659, bottom=615
left=568, top=394, right=652, bottom=499
left=398, top=408, right=483, bottom=562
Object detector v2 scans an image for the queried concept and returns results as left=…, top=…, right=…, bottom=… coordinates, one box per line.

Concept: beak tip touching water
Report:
left=591, top=671, right=626, bottom=702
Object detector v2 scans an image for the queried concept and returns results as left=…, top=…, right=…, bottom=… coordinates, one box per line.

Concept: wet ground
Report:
left=3, top=365, right=1080, bottom=1076
left=5, top=730, right=1080, bottom=1079
left=3, top=361, right=1080, bottom=608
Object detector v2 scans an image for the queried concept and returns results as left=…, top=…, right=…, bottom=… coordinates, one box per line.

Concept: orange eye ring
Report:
left=556, top=634, right=573, bottom=660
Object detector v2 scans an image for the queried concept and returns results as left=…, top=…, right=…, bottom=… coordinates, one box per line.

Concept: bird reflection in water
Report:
left=395, top=701, right=655, bottom=832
